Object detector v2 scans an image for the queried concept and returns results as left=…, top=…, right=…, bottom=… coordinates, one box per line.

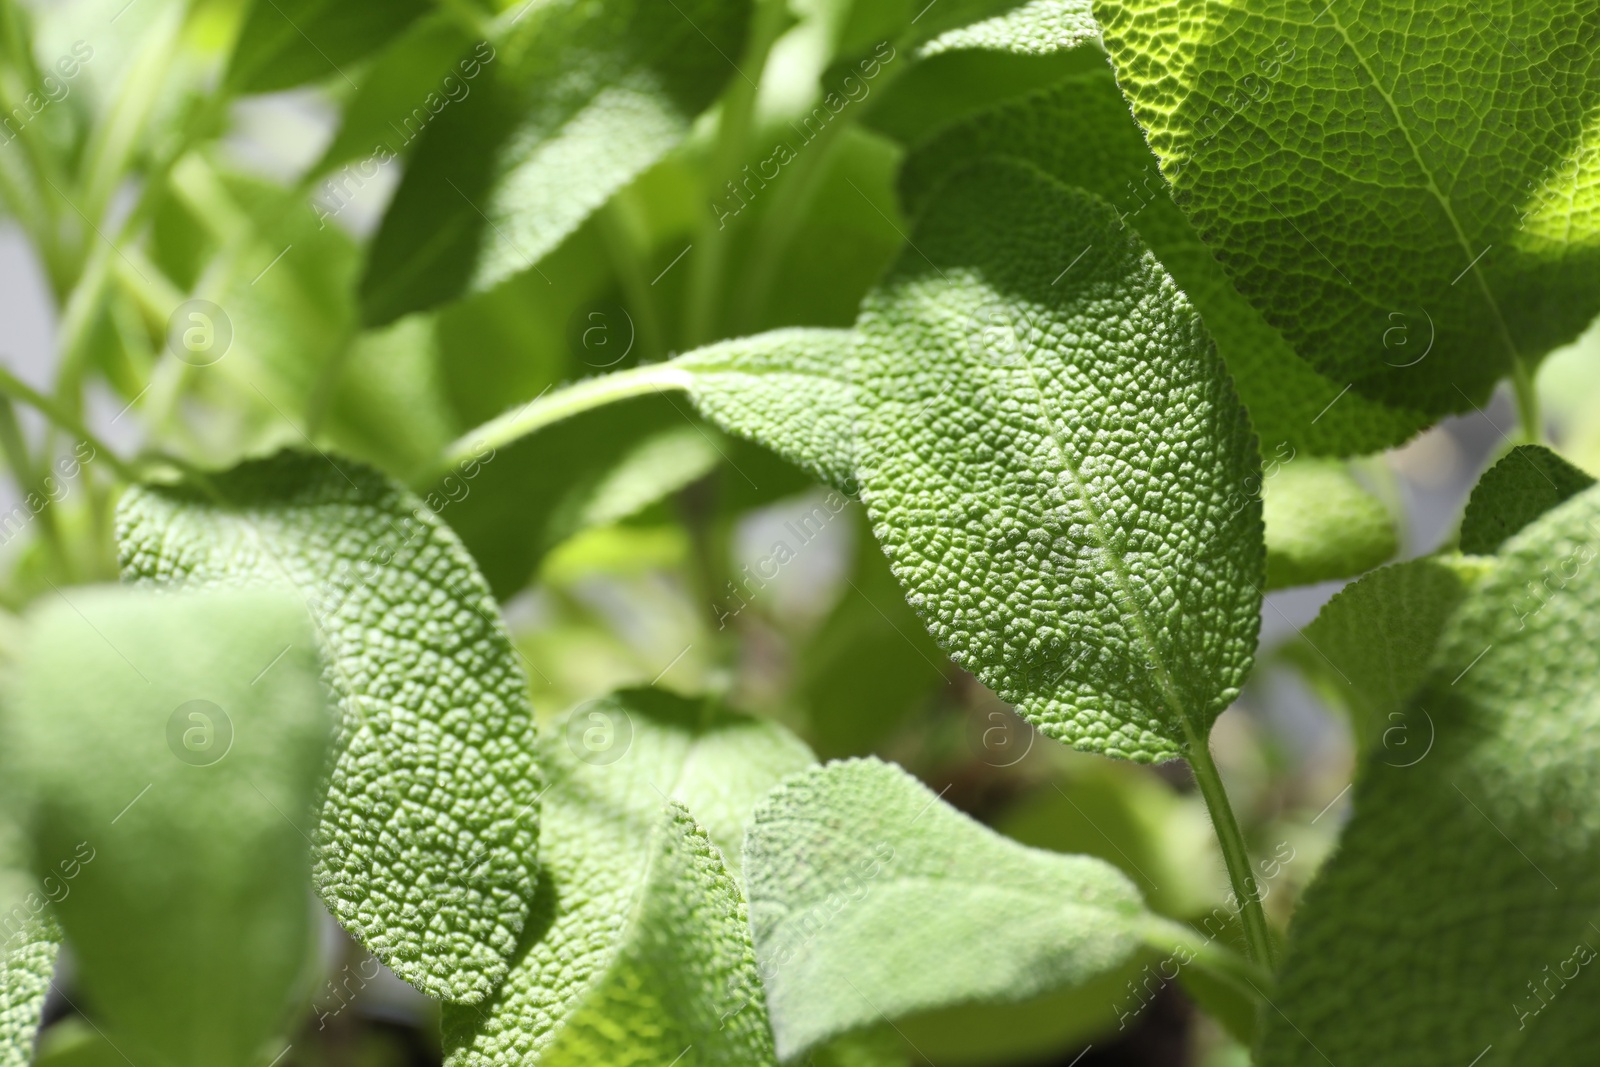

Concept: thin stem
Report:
left=436, top=362, right=693, bottom=477
left=1510, top=355, right=1542, bottom=444
left=599, top=198, right=666, bottom=364
left=683, top=0, right=789, bottom=347
left=1183, top=729, right=1277, bottom=970
left=0, top=365, right=140, bottom=483
left=1139, top=916, right=1275, bottom=1000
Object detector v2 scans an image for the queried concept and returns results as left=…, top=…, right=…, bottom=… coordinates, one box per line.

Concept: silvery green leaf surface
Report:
left=1262, top=484, right=1600, bottom=1065
left=116, top=451, right=539, bottom=1002
left=0, top=587, right=331, bottom=1067
left=442, top=688, right=811, bottom=1066
left=853, top=156, right=1262, bottom=761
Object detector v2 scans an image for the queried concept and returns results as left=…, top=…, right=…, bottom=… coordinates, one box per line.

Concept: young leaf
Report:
left=1459, top=444, right=1595, bottom=555
left=361, top=0, right=750, bottom=324
left=915, top=0, right=1097, bottom=58
left=1261, top=484, right=1600, bottom=1066
left=743, top=758, right=1236, bottom=1060
left=442, top=688, right=812, bottom=1066
left=901, top=68, right=1431, bottom=455
left=1296, top=555, right=1491, bottom=750
left=0, top=587, right=331, bottom=1067
left=225, top=0, right=433, bottom=93
left=537, top=804, right=778, bottom=1067
left=676, top=327, right=856, bottom=491
left=116, top=451, right=540, bottom=1003
left=1263, top=459, right=1396, bottom=590
left=853, top=156, right=1262, bottom=762
left=1097, top=0, right=1600, bottom=413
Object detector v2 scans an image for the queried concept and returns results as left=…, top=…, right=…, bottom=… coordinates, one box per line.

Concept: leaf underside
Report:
left=115, top=451, right=540, bottom=1003
left=1263, top=458, right=1396, bottom=590
left=853, top=156, right=1263, bottom=762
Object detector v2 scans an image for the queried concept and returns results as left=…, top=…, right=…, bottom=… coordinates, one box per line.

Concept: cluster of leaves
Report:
left=0, top=0, right=1599, bottom=1065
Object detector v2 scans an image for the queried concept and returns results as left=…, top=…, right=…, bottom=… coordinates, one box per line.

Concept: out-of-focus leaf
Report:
left=117, top=452, right=540, bottom=1002
left=442, top=688, right=812, bottom=1066
left=1459, top=444, right=1595, bottom=555
left=361, top=0, right=750, bottom=324
left=310, top=13, right=479, bottom=176
left=439, top=393, right=722, bottom=598
left=915, top=0, right=1095, bottom=57
left=225, top=0, right=433, bottom=93
left=0, top=587, right=331, bottom=1067
left=1298, top=556, right=1492, bottom=751
left=1263, top=459, right=1396, bottom=590
left=795, top=509, right=947, bottom=758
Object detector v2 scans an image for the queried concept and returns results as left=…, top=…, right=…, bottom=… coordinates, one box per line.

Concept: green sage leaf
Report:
left=1262, top=483, right=1600, bottom=1065
left=116, top=451, right=540, bottom=1002
left=853, top=156, right=1262, bottom=762
left=442, top=688, right=811, bottom=1066
left=0, top=587, right=331, bottom=1067
left=1097, top=0, right=1600, bottom=413
left=1459, top=444, right=1595, bottom=556
left=1263, top=459, right=1396, bottom=590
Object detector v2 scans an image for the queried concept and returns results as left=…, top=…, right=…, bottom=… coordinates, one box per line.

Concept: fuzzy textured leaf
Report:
left=916, top=0, right=1097, bottom=58
left=1459, top=444, right=1595, bottom=556
left=0, top=820, right=56, bottom=1067
left=1098, top=0, right=1600, bottom=413
left=676, top=327, right=857, bottom=491
left=361, top=0, right=749, bottom=324
left=901, top=68, right=1431, bottom=455
left=1262, top=484, right=1600, bottom=1065
left=115, top=451, right=540, bottom=1002
left=442, top=688, right=811, bottom=1067
left=1297, top=555, right=1490, bottom=750
left=1263, top=459, right=1396, bottom=589
left=853, top=157, right=1262, bottom=762
left=0, top=587, right=330, bottom=1067
left=743, top=758, right=1153, bottom=1060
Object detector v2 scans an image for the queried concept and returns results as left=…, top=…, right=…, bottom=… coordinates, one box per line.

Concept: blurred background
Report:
left=5, top=0, right=1600, bottom=1064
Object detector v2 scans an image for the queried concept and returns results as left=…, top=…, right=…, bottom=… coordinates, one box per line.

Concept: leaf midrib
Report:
left=1006, top=323, right=1195, bottom=745
left=1319, top=2, right=1525, bottom=366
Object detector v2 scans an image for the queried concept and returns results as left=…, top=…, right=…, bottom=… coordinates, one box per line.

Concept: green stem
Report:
left=599, top=198, right=666, bottom=364
left=1139, top=916, right=1275, bottom=1001
left=1183, top=729, right=1277, bottom=970
left=0, top=365, right=140, bottom=483
left=436, top=362, right=693, bottom=477
left=1510, top=355, right=1542, bottom=444
left=683, top=0, right=789, bottom=347
left=0, top=397, right=70, bottom=577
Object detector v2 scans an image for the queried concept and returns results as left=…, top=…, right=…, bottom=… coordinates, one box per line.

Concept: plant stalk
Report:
left=1183, top=728, right=1277, bottom=970
left=436, top=362, right=693, bottom=478
left=1510, top=355, right=1542, bottom=445
left=1139, top=916, right=1274, bottom=1001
